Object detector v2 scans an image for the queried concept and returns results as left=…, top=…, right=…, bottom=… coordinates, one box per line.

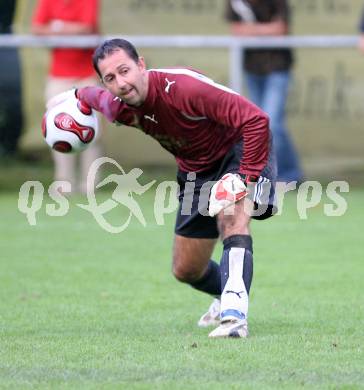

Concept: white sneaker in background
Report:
left=197, top=298, right=221, bottom=327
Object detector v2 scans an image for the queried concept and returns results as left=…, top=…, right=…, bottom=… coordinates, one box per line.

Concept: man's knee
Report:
left=172, top=235, right=215, bottom=283
left=172, top=266, right=198, bottom=283
left=172, top=256, right=204, bottom=283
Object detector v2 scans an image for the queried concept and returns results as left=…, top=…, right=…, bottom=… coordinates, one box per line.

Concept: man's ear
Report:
left=138, top=56, right=147, bottom=71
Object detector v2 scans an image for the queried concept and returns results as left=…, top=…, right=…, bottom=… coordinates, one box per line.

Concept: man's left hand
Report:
left=209, top=173, right=253, bottom=217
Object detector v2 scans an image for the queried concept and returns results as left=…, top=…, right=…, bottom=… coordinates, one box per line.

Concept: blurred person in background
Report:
left=31, top=0, right=102, bottom=193
left=358, top=7, right=364, bottom=53
left=0, top=0, right=23, bottom=157
left=225, top=0, right=303, bottom=183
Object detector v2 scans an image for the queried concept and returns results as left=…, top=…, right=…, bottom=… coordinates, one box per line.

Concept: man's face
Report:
left=98, top=49, right=148, bottom=107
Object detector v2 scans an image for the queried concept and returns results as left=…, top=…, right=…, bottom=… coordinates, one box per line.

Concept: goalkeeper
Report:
left=53, top=38, right=277, bottom=338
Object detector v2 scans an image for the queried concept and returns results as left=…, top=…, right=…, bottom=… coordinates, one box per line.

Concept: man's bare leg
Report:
left=172, top=235, right=219, bottom=293
left=172, top=235, right=221, bottom=327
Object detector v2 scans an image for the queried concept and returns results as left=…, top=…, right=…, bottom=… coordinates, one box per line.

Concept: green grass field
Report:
left=0, top=174, right=363, bottom=389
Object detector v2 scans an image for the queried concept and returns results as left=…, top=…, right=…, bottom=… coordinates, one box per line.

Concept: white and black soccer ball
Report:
left=42, top=94, right=99, bottom=153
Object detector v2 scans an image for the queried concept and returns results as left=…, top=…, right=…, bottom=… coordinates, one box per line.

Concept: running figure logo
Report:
left=78, top=157, right=156, bottom=233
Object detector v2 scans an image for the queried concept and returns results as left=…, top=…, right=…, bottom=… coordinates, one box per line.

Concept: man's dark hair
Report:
left=92, top=38, right=139, bottom=77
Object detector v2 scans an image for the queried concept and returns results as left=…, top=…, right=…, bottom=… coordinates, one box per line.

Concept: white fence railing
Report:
left=0, top=34, right=359, bottom=93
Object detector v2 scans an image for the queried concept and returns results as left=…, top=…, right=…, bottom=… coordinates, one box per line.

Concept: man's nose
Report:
left=116, top=75, right=127, bottom=89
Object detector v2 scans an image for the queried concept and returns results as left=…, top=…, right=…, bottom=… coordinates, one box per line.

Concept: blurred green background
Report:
left=11, top=0, right=364, bottom=182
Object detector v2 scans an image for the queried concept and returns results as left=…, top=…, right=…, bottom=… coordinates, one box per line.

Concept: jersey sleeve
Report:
left=172, top=74, right=270, bottom=178
left=77, top=86, right=125, bottom=123
left=225, top=0, right=290, bottom=24
left=225, top=0, right=242, bottom=22
left=79, top=0, right=99, bottom=27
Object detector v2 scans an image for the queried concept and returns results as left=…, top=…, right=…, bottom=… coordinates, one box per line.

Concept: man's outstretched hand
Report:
left=46, top=88, right=92, bottom=115
left=46, top=88, right=78, bottom=110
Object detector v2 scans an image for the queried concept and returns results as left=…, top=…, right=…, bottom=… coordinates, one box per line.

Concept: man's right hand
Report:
left=46, top=88, right=78, bottom=110
left=46, top=88, right=92, bottom=115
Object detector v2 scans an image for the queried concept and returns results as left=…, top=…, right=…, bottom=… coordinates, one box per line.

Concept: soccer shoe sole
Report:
left=208, top=320, right=248, bottom=338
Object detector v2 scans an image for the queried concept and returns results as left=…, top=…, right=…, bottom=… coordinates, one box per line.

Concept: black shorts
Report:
left=174, top=141, right=277, bottom=239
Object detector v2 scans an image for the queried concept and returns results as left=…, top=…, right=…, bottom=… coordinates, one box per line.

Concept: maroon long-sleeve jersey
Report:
left=78, top=68, right=270, bottom=177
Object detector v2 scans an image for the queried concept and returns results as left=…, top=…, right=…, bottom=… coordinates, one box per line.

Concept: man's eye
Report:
left=121, top=69, right=128, bottom=75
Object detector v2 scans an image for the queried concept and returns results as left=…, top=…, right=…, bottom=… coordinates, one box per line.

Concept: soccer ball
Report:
left=42, top=94, right=99, bottom=153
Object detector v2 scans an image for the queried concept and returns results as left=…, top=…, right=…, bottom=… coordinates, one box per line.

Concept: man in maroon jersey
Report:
left=50, top=38, right=277, bottom=338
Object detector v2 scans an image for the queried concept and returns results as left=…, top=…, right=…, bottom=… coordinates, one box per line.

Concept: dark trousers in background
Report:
left=0, top=47, right=23, bottom=156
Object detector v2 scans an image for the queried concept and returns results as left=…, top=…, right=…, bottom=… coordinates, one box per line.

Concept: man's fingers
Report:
left=208, top=173, right=248, bottom=217
left=46, top=89, right=76, bottom=110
